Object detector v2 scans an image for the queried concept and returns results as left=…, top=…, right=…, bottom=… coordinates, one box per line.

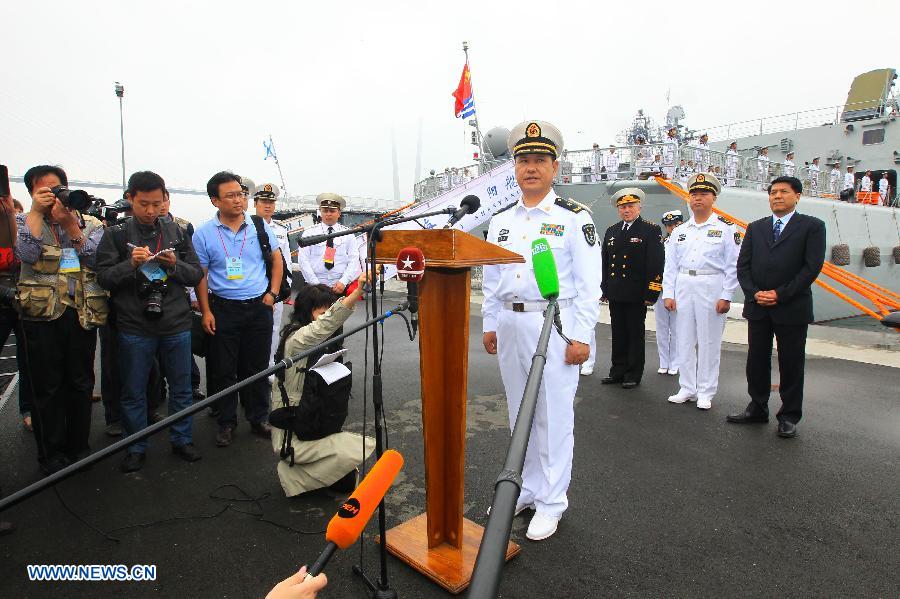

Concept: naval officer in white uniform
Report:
left=655, top=210, right=684, bottom=375
left=253, top=183, right=294, bottom=372
left=482, top=120, right=601, bottom=541
left=662, top=127, right=679, bottom=180
left=297, top=193, right=361, bottom=294
left=725, top=142, right=739, bottom=187
left=663, top=173, right=740, bottom=410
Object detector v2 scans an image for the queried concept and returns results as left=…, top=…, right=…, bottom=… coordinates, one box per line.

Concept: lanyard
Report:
left=215, top=224, right=248, bottom=260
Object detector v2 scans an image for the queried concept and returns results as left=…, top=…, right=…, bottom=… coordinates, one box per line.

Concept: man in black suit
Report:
left=600, top=188, right=664, bottom=389
left=727, top=176, right=826, bottom=438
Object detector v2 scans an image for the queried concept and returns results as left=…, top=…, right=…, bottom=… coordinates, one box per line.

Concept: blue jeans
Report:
left=118, top=330, right=193, bottom=453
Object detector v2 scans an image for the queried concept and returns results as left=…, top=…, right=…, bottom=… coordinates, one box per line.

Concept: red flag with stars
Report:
left=452, top=64, right=472, bottom=117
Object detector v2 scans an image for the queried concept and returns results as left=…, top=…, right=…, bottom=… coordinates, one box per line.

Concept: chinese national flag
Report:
left=451, top=64, right=472, bottom=117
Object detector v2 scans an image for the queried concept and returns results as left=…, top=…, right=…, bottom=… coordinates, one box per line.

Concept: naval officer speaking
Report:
left=481, top=120, right=601, bottom=541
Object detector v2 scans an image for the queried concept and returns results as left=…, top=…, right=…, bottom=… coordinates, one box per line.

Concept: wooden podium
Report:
left=374, top=229, right=525, bottom=594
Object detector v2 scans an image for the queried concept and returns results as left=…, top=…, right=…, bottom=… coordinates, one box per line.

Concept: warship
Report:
left=414, top=68, right=900, bottom=324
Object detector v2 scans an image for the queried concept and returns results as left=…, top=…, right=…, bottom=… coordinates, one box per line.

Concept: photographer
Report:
left=96, top=171, right=203, bottom=473
left=16, top=165, right=108, bottom=476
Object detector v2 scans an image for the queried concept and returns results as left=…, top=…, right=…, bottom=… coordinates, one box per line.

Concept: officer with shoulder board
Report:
left=600, top=188, right=664, bottom=389
left=482, top=120, right=601, bottom=541
left=16, top=165, right=109, bottom=475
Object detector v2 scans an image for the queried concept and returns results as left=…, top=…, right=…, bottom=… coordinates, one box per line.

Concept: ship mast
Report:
left=267, top=133, right=289, bottom=196
left=462, top=41, right=486, bottom=168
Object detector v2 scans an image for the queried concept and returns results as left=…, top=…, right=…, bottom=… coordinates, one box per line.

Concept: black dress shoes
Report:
left=120, top=452, right=145, bottom=473
left=726, top=410, right=769, bottom=424
left=777, top=421, right=797, bottom=438
left=601, top=376, right=623, bottom=385
left=172, top=443, right=202, bottom=462
left=621, top=381, right=639, bottom=389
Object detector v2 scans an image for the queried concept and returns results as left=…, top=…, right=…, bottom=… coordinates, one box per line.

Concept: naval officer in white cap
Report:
left=297, top=193, right=361, bottom=294
left=482, top=120, right=601, bottom=541
left=655, top=210, right=684, bottom=375
left=662, top=173, right=740, bottom=410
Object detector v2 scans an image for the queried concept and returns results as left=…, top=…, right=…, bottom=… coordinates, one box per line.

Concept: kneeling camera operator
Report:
left=96, top=171, right=204, bottom=473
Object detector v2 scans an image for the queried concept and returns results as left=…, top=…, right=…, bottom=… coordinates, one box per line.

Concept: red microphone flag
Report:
left=396, top=247, right=425, bottom=282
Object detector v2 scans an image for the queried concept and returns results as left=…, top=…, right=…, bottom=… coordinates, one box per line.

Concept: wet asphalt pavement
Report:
left=0, top=292, right=897, bottom=598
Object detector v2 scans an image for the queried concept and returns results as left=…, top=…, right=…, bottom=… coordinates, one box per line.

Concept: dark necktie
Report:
left=325, top=226, right=335, bottom=269
left=773, top=219, right=782, bottom=241
left=623, top=222, right=630, bottom=233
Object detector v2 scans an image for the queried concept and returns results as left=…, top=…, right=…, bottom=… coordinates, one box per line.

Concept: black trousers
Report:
left=207, top=297, right=273, bottom=428
left=22, top=308, right=97, bottom=463
left=608, top=301, right=647, bottom=383
left=746, top=315, right=808, bottom=424
left=0, top=305, right=32, bottom=415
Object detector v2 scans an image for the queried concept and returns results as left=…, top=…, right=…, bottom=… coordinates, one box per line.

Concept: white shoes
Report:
left=580, top=365, right=594, bottom=376
left=486, top=502, right=533, bottom=517
left=697, top=397, right=712, bottom=410
left=667, top=391, right=696, bottom=404
left=657, top=367, right=667, bottom=374
left=526, top=513, right=560, bottom=541
left=667, top=368, right=678, bottom=376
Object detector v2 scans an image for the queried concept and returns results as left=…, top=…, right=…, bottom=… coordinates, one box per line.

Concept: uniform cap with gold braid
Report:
left=253, top=182, right=280, bottom=200
left=687, top=172, right=721, bottom=195
left=610, top=187, right=645, bottom=207
left=507, top=120, right=564, bottom=159
left=317, top=192, right=346, bottom=210
left=661, top=210, right=684, bottom=225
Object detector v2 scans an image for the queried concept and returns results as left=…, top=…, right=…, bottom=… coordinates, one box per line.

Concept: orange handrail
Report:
left=653, top=176, right=899, bottom=321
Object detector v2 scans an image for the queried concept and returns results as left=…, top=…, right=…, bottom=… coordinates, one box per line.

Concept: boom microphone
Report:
left=531, top=238, right=560, bottom=300
left=444, top=195, right=481, bottom=229
left=396, top=246, right=425, bottom=336
left=306, top=450, right=405, bottom=578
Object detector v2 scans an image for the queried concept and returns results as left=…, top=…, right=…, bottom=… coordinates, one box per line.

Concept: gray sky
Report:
left=3, top=0, right=894, bottom=224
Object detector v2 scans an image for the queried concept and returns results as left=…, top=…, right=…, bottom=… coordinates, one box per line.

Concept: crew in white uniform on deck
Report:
left=808, top=157, right=821, bottom=195
left=860, top=170, right=873, bottom=192
left=663, top=173, right=740, bottom=411
left=725, top=142, right=739, bottom=187
left=694, top=133, right=710, bottom=172
left=829, top=164, right=841, bottom=195
left=655, top=210, right=684, bottom=375
left=482, top=120, right=600, bottom=541
left=605, top=146, right=620, bottom=181
left=756, top=147, right=770, bottom=191
left=783, top=152, right=795, bottom=177
left=663, top=127, right=679, bottom=180
left=253, top=183, right=294, bottom=373
left=878, top=172, right=890, bottom=206
left=297, top=193, right=361, bottom=293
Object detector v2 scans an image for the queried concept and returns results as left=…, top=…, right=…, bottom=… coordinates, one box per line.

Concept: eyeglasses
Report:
left=220, top=191, right=249, bottom=201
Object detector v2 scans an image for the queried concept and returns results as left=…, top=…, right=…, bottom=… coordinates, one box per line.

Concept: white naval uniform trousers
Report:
left=830, top=170, right=841, bottom=195
left=267, top=220, right=294, bottom=371
left=756, top=156, right=770, bottom=190
left=662, top=217, right=740, bottom=401
left=654, top=237, right=677, bottom=370
left=482, top=191, right=601, bottom=517
left=879, top=179, right=889, bottom=205
left=583, top=265, right=604, bottom=372
left=605, top=153, right=619, bottom=181
left=808, top=164, right=820, bottom=194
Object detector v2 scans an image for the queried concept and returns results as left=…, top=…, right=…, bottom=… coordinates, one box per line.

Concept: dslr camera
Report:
left=137, top=274, right=168, bottom=319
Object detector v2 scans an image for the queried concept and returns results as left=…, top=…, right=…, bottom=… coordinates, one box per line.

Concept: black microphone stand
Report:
left=467, top=298, right=560, bottom=599
left=0, top=305, right=407, bottom=513
left=350, top=208, right=458, bottom=599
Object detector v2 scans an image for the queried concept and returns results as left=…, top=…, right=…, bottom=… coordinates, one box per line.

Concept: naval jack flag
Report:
left=452, top=63, right=476, bottom=119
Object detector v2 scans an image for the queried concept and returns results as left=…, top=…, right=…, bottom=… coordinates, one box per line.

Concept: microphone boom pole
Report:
left=467, top=298, right=560, bottom=599
left=0, top=304, right=408, bottom=513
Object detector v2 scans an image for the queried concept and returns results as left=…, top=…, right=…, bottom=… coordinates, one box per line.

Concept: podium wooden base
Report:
left=378, top=513, right=521, bottom=594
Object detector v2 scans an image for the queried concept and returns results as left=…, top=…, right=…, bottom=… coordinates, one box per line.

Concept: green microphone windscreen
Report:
left=531, top=238, right=560, bottom=300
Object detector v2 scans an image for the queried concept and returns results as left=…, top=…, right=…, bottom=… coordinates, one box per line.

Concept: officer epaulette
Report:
left=641, top=217, right=662, bottom=229
left=717, top=215, right=735, bottom=225
left=554, top=197, right=588, bottom=214
left=492, top=200, right=517, bottom=216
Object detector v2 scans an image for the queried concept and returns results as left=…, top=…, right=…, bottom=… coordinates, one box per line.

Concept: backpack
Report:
left=250, top=215, right=292, bottom=302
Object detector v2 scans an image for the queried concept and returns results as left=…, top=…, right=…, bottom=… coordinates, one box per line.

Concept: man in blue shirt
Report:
left=193, top=171, right=284, bottom=447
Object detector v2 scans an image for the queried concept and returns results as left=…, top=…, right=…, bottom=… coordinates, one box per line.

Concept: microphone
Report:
left=396, top=247, right=425, bottom=336
left=443, top=195, right=481, bottom=229
left=531, top=238, right=560, bottom=300
left=306, top=450, right=405, bottom=578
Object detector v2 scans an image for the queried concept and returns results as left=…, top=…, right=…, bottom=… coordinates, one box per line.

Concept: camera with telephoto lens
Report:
left=137, top=275, right=168, bottom=319
left=50, top=185, right=95, bottom=212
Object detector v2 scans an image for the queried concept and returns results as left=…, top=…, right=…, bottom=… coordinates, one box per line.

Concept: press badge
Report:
left=59, top=248, right=81, bottom=273
left=140, top=261, right=168, bottom=282
left=226, top=256, right=244, bottom=280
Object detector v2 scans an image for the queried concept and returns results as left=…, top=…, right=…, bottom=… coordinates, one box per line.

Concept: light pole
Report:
left=115, top=82, right=125, bottom=192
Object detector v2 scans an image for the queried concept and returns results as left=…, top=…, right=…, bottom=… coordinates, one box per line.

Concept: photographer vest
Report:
left=17, top=215, right=109, bottom=329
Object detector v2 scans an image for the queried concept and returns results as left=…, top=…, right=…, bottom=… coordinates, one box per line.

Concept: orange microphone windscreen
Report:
left=325, top=449, right=404, bottom=550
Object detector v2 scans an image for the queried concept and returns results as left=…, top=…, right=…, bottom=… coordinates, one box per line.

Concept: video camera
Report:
left=50, top=186, right=130, bottom=224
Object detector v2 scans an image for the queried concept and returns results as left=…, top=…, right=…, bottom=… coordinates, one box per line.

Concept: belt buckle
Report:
left=512, top=302, right=525, bottom=312
left=688, top=269, right=697, bottom=276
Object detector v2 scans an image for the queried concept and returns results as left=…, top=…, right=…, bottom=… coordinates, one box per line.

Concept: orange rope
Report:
left=653, top=176, right=899, bottom=321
